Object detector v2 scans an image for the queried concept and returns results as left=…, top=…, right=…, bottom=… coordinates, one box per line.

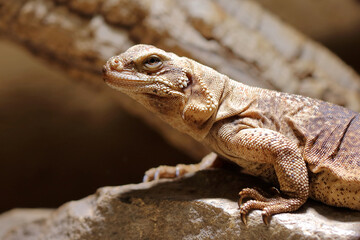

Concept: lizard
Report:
left=102, top=44, right=360, bottom=224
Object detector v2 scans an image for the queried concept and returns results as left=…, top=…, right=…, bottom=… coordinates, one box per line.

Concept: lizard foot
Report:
left=143, top=164, right=189, bottom=182
left=143, top=152, right=221, bottom=182
left=238, top=188, right=305, bottom=225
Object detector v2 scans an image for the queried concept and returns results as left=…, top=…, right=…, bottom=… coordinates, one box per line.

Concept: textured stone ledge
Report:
left=1, top=170, right=360, bottom=240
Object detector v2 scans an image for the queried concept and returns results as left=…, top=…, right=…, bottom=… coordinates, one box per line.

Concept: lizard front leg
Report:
left=143, top=152, right=222, bottom=182
left=218, top=127, right=309, bottom=224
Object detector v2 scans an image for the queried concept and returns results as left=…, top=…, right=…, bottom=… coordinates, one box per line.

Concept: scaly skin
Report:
left=103, top=44, right=360, bottom=224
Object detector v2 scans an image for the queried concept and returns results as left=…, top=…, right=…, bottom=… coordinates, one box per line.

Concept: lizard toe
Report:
left=238, top=187, right=307, bottom=224
left=239, top=199, right=268, bottom=224
left=238, top=187, right=270, bottom=202
left=143, top=165, right=178, bottom=182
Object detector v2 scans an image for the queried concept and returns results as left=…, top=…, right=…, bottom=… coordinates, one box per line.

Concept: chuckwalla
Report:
left=103, top=44, right=360, bottom=224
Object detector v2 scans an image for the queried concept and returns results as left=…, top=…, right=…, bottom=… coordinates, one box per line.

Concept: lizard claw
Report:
left=240, top=212, right=247, bottom=225
left=237, top=195, right=244, bottom=208
left=143, top=175, right=149, bottom=182
left=261, top=211, right=270, bottom=225
left=238, top=194, right=247, bottom=224
left=269, top=187, right=280, bottom=196
left=153, top=170, right=161, bottom=180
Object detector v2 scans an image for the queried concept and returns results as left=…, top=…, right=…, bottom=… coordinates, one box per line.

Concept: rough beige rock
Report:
left=1, top=0, right=360, bottom=159
left=1, top=170, right=360, bottom=240
left=0, top=209, right=52, bottom=239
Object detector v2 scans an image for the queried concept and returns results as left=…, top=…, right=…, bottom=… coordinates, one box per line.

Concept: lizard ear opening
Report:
left=181, top=61, right=217, bottom=126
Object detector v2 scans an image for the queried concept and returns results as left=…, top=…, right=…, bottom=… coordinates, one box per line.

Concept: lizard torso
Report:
left=103, top=44, right=360, bottom=220
left=205, top=78, right=360, bottom=209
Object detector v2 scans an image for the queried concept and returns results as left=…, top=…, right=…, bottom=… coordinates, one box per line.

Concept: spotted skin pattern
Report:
left=103, top=45, right=360, bottom=224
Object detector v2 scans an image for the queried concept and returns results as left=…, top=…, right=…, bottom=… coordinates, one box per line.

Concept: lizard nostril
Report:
left=110, top=57, right=122, bottom=71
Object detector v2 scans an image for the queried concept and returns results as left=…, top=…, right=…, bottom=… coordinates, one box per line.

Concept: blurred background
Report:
left=0, top=41, right=192, bottom=213
left=0, top=0, right=359, bottom=213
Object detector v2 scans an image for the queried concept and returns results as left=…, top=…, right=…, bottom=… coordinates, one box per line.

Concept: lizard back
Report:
left=215, top=81, right=360, bottom=183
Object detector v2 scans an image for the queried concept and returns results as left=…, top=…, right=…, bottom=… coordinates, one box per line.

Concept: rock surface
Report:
left=1, top=170, right=360, bottom=240
left=0, top=209, right=52, bottom=239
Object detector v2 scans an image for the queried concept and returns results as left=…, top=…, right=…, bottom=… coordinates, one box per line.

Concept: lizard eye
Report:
left=143, top=55, right=163, bottom=71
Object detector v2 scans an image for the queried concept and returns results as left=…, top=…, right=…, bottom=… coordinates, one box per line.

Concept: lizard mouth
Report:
left=103, top=64, right=149, bottom=91
left=102, top=61, right=184, bottom=97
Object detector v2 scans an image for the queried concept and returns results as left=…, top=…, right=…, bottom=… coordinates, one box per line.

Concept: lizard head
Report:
left=103, top=44, right=225, bottom=139
left=103, top=44, right=188, bottom=97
